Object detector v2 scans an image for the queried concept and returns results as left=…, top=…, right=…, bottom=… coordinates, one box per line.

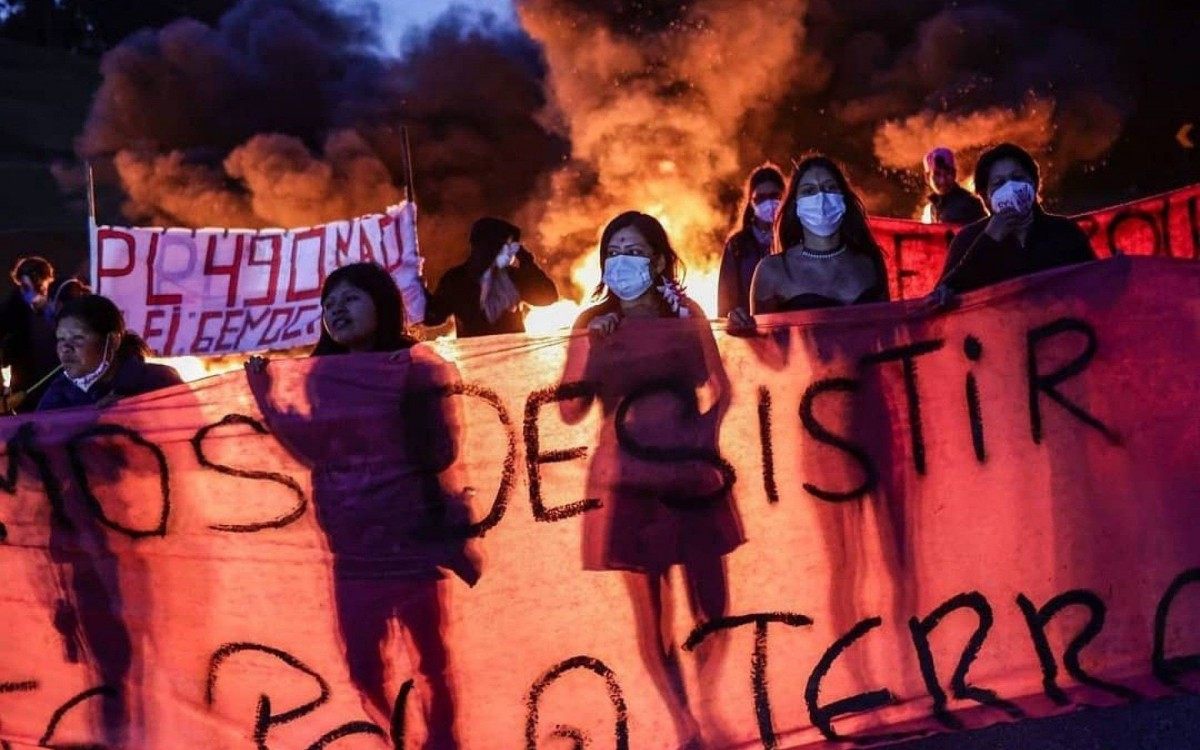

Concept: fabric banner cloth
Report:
left=2, top=257, right=1198, bottom=749
left=90, top=202, right=423, bottom=357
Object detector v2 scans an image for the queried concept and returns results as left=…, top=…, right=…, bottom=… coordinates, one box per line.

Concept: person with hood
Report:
left=424, top=217, right=558, bottom=338
left=1, top=255, right=59, bottom=411
left=37, top=294, right=181, bottom=411
left=924, top=147, right=986, bottom=226
left=718, top=164, right=784, bottom=325
left=933, top=142, right=1097, bottom=298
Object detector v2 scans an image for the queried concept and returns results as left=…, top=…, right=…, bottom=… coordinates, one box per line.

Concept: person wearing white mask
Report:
left=37, top=295, right=181, bottom=411
left=425, top=216, right=558, bottom=338
left=932, top=142, right=1096, bottom=300
left=745, top=155, right=889, bottom=318
left=718, top=164, right=784, bottom=325
left=575, top=211, right=702, bottom=337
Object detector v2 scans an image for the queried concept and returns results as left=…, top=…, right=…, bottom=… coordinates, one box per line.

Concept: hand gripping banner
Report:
left=1, top=256, right=1198, bottom=749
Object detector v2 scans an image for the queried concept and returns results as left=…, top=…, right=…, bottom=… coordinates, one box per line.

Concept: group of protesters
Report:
left=0, top=141, right=1097, bottom=416
left=0, top=140, right=1108, bottom=748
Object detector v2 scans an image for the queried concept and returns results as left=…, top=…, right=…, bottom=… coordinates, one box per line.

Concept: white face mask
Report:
left=795, top=192, right=846, bottom=237
left=753, top=199, right=780, bottom=224
left=68, top=337, right=113, bottom=393
left=989, top=179, right=1035, bottom=216
left=603, top=255, right=654, bottom=301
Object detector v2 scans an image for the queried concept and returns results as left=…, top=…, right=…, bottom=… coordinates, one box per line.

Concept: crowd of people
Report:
left=0, top=142, right=1098, bottom=415
left=0, top=140, right=1108, bottom=747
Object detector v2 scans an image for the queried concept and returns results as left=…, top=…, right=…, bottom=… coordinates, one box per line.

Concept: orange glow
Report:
left=148, top=354, right=255, bottom=383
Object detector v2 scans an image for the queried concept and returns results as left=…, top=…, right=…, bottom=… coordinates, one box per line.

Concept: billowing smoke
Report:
left=80, top=0, right=1136, bottom=299
left=770, top=1, right=1132, bottom=214
left=515, top=0, right=819, bottom=298
left=78, top=0, right=567, bottom=279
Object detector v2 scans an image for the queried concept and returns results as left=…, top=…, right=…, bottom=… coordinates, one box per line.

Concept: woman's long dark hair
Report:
left=56, top=294, right=149, bottom=362
left=312, top=263, right=416, bottom=356
left=776, top=154, right=886, bottom=276
left=589, top=211, right=685, bottom=306
left=733, top=164, right=785, bottom=239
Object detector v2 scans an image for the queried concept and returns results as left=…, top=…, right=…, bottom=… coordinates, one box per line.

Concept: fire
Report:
left=147, top=354, right=255, bottom=383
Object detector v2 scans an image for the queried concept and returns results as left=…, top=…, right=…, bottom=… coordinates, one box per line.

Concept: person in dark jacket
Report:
left=718, top=164, right=784, bottom=322
left=933, top=143, right=1097, bottom=298
left=746, top=154, right=890, bottom=318
left=37, top=295, right=182, bottom=411
left=924, top=147, right=986, bottom=226
left=1, top=255, right=59, bottom=412
left=425, top=217, right=558, bottom=338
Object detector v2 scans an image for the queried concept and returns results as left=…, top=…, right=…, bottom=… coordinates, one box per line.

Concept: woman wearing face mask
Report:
left=932, top=142, right=1096, bottom=299
left=747, top=155, right=889, bottom=317
left=246, top=262, right=478, bottom=746
left=575, top=211, right=701, bottom=337
left=37, top=295, right=182, bottom=411
left=719, top=164, right=784, bottom=327
left=565, top=211, right=743, bottom=748
left=424, top=217, right=558, bottom=338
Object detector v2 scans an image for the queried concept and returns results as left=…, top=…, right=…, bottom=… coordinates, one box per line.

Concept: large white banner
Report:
left=90, top=203, right=422, bottom=356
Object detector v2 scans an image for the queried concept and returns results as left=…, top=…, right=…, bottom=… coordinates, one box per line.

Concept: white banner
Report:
left=90, top=203, right=423, bottom=356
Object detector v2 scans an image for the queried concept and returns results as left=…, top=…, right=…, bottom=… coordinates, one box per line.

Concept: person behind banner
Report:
left=575, top=211, right=702, bottom=336
left=424, top=217, right=558, bottom=338
left=1, top=255, right=60, bottom=412
left=565, top=211, right=744, bottom=746
left=743, top=155, right=889, bottom=321
left=36, top=295, right=182, bottom=411
left=932, top=143, right=1098, bottom=300
left=247, top=262, right=477, bottom=747
left=718, top=164, right=784, bottom=322
left=924, top=147, right=986, bottom=226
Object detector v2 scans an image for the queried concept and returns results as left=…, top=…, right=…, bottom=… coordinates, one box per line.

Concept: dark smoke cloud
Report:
left=79, top=0, right=566, bottom=278
left=765, top=0, right=1136, bottom=214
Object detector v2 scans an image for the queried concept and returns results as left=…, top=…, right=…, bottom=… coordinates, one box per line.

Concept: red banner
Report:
left=1, top=257, right=1198, bottom=748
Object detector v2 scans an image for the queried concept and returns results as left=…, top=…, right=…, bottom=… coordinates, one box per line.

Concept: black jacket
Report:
left=0, top=291, right=59, bottom=411
left=425, top=249, right=558, bottom=338
left=938, top=208, right=1097, bottom=294
left=930, top=185, right=987, bottom=226
left=717, top=229, right=770, bottom=317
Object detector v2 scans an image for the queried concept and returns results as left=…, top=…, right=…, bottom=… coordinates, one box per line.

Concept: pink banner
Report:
left=1, top=257, right=1198, bottom=749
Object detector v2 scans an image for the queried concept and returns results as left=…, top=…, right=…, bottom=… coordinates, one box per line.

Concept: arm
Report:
left=748, top=258, right=778, bottom=314
left=1064, top=220, right=1099, bottom=263
left=937, top=222, right=995, bottom=294
left=716, top=237, right=739, bottom=318
left=422, top=268, right=458, bottom=327
left=511, top=249, right=558, bottom=306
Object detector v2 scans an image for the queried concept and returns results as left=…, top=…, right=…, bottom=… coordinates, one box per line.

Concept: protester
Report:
left=424, top=217, right=558, bottom=338
left=308, top=262, right=418, bottom=355
left=37, top=295, right=182, bottom=411
left=564, top=211, right=743, bottom=746
left=0, top=256, right=60, bottom=412
left=747, top=155, right=889, bottom=316
left=933, top=142, right=1097, bottom=298
left=575, top=211, right=702, bottom=336
left=718, top=164, right=784, bottom=323
left=246, top=261, right=477, bottom=746
left=924, top=146, right=986, bottom=226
